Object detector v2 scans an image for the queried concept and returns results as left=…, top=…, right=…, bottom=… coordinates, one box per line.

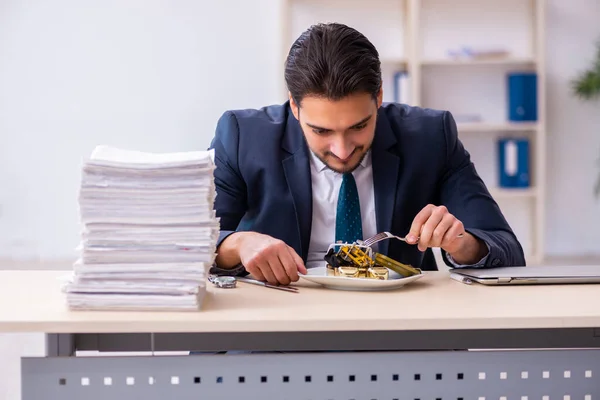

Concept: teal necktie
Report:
left=335, top=173, right=363, bottom=244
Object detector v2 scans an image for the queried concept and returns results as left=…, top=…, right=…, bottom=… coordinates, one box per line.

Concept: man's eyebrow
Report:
left=305, top=114, right=373, bottom=131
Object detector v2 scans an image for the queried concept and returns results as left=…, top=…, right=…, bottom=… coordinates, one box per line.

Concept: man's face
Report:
left=290, top=91, right=382, bottom=174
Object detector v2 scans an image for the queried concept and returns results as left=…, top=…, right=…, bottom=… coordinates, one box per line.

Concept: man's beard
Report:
left=316, top=146, right=368, bottom=174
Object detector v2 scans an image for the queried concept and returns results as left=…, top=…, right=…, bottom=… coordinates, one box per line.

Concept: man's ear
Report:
left=376, top=87, right=383, bottom=108
left=289, top=92, right=300, bottom=120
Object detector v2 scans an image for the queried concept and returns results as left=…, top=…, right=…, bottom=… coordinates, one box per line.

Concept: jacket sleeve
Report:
left=208, top=111, right=248, bottom=248
left=438, top=111, right=526, bottom=268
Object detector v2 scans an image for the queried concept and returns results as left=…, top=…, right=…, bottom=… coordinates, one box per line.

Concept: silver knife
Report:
left=236, top=277, right=299, bottom=293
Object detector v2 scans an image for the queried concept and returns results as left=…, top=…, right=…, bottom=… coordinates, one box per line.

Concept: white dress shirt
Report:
left=305, top=149, right=487, bottom=270
left=306, top=150, right=377, bottom=269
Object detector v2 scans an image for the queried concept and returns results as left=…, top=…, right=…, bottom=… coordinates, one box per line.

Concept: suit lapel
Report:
left=371, top=109, right=400, bottom=256
left=282, top=109, right=312, bottom=261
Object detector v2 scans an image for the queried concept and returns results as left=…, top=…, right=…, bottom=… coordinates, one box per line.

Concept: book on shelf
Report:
left=393, top=71, right=411, bottom=105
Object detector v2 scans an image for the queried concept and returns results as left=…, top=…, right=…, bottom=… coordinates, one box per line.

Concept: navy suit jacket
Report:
left=208, top=102, right=526, bottom=271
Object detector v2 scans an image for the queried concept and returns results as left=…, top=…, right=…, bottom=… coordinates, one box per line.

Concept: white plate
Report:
left=299, top=267, right=424, bottom=291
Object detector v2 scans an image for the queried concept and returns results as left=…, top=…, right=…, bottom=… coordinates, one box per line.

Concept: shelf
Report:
left=421, top=57, right=536, bottom=66
left=457, top=122, right=539, bottom=133
left=490, top=187, right=537, bottom=199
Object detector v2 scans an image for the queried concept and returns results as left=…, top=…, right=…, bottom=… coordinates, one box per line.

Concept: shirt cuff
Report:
left=444, top=241, right=491, bottom=268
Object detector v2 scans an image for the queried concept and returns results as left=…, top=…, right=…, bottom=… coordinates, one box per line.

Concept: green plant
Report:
left=572, top=40, right=600, bottom=100
left=571, top=39, right=600, bottom=196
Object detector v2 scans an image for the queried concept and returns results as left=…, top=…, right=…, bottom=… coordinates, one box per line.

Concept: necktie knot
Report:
left=335, top=173, right=363, bottom=244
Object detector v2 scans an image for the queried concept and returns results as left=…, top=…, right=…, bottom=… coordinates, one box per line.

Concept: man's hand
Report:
left=406, top=204, right=487, bottom=265
left=216, top=232, right=307, bottom=285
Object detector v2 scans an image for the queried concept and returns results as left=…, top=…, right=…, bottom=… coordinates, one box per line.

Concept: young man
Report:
left=208, top=23, right=525, bottom=285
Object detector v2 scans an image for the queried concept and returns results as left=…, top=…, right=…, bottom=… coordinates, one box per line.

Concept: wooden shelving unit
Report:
left=457, top=122, right=539, bottom=133
left=490, top=187, right=538, bottom=200
left=281, top=0, right=546, bottom=264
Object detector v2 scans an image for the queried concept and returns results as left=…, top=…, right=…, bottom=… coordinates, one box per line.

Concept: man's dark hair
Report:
left=284, top=23, right=382, bottom=105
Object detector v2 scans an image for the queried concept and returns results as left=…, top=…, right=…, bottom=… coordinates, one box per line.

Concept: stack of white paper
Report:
left=64, top=145, right=219, bottom=311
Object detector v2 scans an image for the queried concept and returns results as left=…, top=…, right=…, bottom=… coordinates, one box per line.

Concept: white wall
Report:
left=0, top=0, right=285, bottom=260
left=545, top=0, right=600, bottom=256
left=0, top=0, right=599, bottom=261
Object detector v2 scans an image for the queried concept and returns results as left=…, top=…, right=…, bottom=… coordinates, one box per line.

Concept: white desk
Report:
left=2, top=270, right=599, bottom=399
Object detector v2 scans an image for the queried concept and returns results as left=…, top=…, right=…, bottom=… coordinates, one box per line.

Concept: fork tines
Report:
left=361, top=232, right=391, bottom=247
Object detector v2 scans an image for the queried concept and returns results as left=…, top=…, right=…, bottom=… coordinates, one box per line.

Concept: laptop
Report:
left=450, top=265, right=600, bottom=285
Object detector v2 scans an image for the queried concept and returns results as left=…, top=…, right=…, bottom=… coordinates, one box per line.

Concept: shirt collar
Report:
left=308, top=149, right=371, bottom=173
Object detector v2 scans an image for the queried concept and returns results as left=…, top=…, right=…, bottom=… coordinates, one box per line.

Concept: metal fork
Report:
left=359, top=231, right=464, bottom=248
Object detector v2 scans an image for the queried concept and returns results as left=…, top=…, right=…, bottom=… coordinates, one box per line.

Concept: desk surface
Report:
left=0, top=270, right=599, bottom=333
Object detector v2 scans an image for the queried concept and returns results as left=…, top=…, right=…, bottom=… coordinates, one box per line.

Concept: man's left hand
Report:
left=406, top=204, right=487, bottom=264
